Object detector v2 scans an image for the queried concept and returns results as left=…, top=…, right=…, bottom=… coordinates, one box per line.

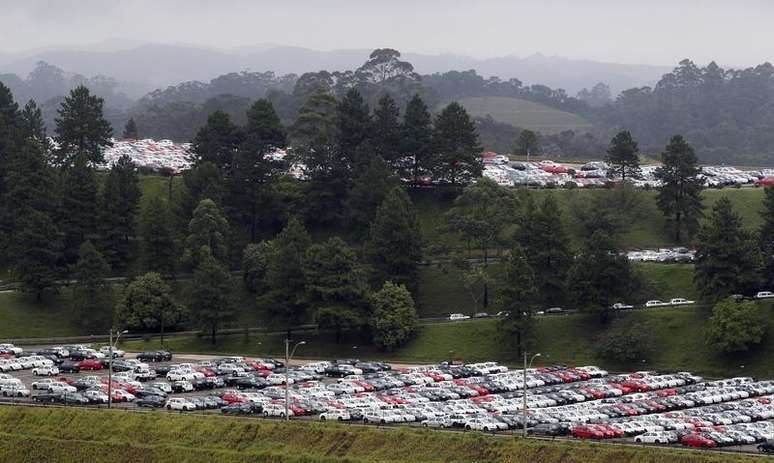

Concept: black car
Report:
left=221, top=403, right=260, bottom=415
left=71, top=378, right=100, bottom=391
left=135, top=388, right=167, bottom=399
left=136, top=351, right=172, bottom=362
left=32, top=392, right=61, bottom=403
left=235, top=376, right=268, bottom=390
left=110, top=360, right=134, bottom=372
left=191, top=378, right=216, bottom=391
left=59, top=393, right=89, bottom=405
left=67, top=350, right=94, bottom=361
left=758, top=441, right=774, bottom=453
left=136, top=395, right=166, bottom=408
left=59, top=361, right=81, bottom=373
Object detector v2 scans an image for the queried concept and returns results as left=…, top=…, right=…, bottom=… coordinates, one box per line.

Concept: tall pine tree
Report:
left=58, top=155, right=99, bottom=264
left=655, top=135, right=704, bottom=242
left=99, top=154, right=140, bottom=269
left=139, top=197, right=178, bottom=276
left=191, top=110, right=242, bottom=172
left=433, top=102, right=482, bottom=187
left=371, top=94, right=402, bottom=169
left=401, top=94, right=435, bottom=185
left=53, top=85, right=113, bottom=167
left=761, top=187, right=774, bottom=288
left=498, top=244, right=538, bottom=355
left=366, top=187, right=423, bottom=290
left=605, top=130, right=641, bottom=180
left=190, top=246, right=234, bottom=344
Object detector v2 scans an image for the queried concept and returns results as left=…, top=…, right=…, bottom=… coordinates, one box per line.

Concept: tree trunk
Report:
left=211, top=326, right=216, bottom=345
left=160, top=314, right=165, bottom=347
left=335, top=326, right=342, bottom=344
left=483, top=249, right=489, bottom=309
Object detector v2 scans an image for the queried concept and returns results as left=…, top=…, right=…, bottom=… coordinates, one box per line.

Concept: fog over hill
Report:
left=0, top=43, right=672, bottom=97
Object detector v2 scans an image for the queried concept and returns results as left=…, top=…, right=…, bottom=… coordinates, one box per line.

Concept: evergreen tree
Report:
left=514, top=129, right=540, bottom=157
left=139, top=197, right=177, bottom=276
left=336, top=88, right=371, bottom=164
left=98, top=154, right=140, bottom=269
left=694, top=197, right=762, bottom=302
left=304, top=237, right=369, bottom=343
left=516, top=195, right=572, bottom=306
left=0, top=82, right=21, bottom=251
left=71, top=241, right=111, bottom=314
left=191, top=110, right=242, bottom=171
left=242, top=241, right=275, bottom=294
left=20, top=99, right=47, bottom=146
left=260, top=217, right=311, bottom=338
left=183, top=198, right=230, bottom=268
left=605, top=130, right=641, bottom=180
left=294, top=91, right=348, bottom=225
left=190, top=246, right=234, bottom=344
left=370, top=281, right=418, bottom=351
left=228, top=99, right=286, bottom=241
left=174, top=161, right=225, bottom=234
left=401, top=94, right=435, bottom=185
left=366, top=187, right=423, bottom=290
left=10, top=211, right=61, bottom=302
left=116, top=272, right=183, bottom=344
left=53, top=85, right=113, bottom=166
left=122, top=117, right=139, bottom=139
left=568, top=230, right=635, bottom=323
left=371, top=94, right=402, bottom=169
left=433, top=102, right=482, bottom=186
left=58, top=155, right=99, bottom=264
left=345, top=156, right=400, bottom=235
left=498, top=244, right=538, bottom=355
left=760, top=187, right=774, bottom=288
left=655, top=135, right=704, bottom=242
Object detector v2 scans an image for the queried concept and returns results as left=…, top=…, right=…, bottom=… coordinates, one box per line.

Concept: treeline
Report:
left=597, top=59, right=774, bottom=165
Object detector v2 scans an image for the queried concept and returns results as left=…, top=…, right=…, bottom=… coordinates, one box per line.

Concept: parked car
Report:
left=136, top=351, right=172, bottom=362
left=611, top=302, right=633, bottom=310
left=32, top=365, right=59, bottom=376
left=448, top=313, right=470, bottom=321
left=755, top=291, right=774, bottom=300
left=645, top=300, right=666, bottom=308
left=166, top=398, right=196, bottom=411
left=670, top=298, right=695, bottom=306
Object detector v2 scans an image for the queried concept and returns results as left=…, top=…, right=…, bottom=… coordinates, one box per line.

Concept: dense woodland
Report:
left=0, top=73, right=773, bottom=356
left=4, top=51, right=774, bottom=165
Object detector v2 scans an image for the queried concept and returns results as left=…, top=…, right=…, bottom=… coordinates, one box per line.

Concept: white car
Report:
left=634, top=431, right=678, bottom=444
left=151, top=382, right=173, bottom=394
left=166, top=370, right=198, bottom=382
left=0, top=384, right=30, bottom=397
left=756, top=291, right=774, bottom=299
left=0, top=360, right=22, bottom=372
left=319, top=409, right=351, bottom=421
left=448, top=313, right=470, bottom=321
left=166, top=398, right=196, bottom=411
left=262, top=403, right=288, bottom=417
left=100, top=346, right=125, bottom=358
left=0, top=344, right=22, bottom=355
left=669, top=298, right=695, bottom=306
left=32, top=378, right=59, bottom=390
left=83, top=390, right=109, bottom=403
left=32, top=365, right=59, bottom=376
left=611, top=302, right=634, bottom=310
left=645, top=300, right=666, bottom=308
left=48, top=383, right=77, bottom=394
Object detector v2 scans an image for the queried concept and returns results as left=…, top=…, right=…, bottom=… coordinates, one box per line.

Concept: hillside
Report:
left=448, top=96, right=593, bottom=135
left=0, top=406, right=759, bottom=463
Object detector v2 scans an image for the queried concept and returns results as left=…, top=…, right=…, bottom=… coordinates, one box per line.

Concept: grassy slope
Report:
left=0, top=406, right=759, bottom=463
left=449, top=96, right=593, bottom=134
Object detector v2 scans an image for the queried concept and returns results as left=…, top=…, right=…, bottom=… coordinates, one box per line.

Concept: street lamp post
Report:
left=284, top=339, right=306, bottom=421
left=107, top=329, right=128, bottom=409
left=522, top=351, right=541, bottom=437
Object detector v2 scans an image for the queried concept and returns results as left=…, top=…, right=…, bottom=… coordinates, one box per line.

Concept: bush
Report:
left=706, top=298, right=766, bottom=353
left=597, top=319, right=654, bottom=363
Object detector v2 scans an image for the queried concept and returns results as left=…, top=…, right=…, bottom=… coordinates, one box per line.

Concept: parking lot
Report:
left=1, top=344, right=774, bottom=455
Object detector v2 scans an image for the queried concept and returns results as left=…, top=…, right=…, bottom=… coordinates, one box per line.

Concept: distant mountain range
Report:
left=0, top=43, right=673, bottom=98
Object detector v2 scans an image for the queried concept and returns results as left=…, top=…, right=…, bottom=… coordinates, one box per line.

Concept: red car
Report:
left=79, top=359, right=103, bottom=370
left=221, top=391, right=247, bottom=404
left=195, top=366, right=216, bottom=377
left=755, top=177, right=774, bottom=187
left=681, top=434, right=717, bottom=448
left=571, top=425, right=605, bottom=439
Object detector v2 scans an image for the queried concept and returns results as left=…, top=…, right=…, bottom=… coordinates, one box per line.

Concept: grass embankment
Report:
left=0, top=406, right=760, bottom=463
left=122, top=300, right=774, bottom=379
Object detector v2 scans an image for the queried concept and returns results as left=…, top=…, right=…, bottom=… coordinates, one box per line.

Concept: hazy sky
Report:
left=1, top=0, right=772, bottom=66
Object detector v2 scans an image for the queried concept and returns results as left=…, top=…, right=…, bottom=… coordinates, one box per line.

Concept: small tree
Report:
left=370, top=282, right=418, bottom=351
left=598, top=319, right=654, bottom=363
left=694, top=197, right=762, bottom=302
left=497, top=244, right=537, bottom=355
left=242, top=241, right=275, bottom=293
left=183, top=198, right=230, bottom=268
left=706, top=299, right=765, bottom=354
left=346, top=156, right=400, bottom=236
left=605, top=130, right=641, bottom=180
left=122, top=118, right=139, bottom=139
left=139, top=197, right=178, bottom=276
left=116, top=273, right=183, bottom=344
left=71, top=241, right=111, bottom=313
left=515, top=129, right=540, bottom=157
left=190, top=247, right=234, bottom=344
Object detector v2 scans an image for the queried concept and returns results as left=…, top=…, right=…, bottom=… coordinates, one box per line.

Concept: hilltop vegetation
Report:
left=450, top=96, right=592, bottom=134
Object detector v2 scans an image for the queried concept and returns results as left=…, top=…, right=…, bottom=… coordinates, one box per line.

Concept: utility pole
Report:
left=522, top=352, right=541, bottom=437
left=284, top=339, right=306, bottom=420
left=107, top=329, right=127, bottom=409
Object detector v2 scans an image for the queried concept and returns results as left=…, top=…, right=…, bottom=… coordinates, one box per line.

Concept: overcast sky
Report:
left=1, top=0, right=772, bottom=66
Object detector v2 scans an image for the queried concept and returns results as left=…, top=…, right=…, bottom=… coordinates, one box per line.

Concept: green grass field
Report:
left=0, top=406, right=758, bottom=463
left=448, top=96, right=593, bottom=134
